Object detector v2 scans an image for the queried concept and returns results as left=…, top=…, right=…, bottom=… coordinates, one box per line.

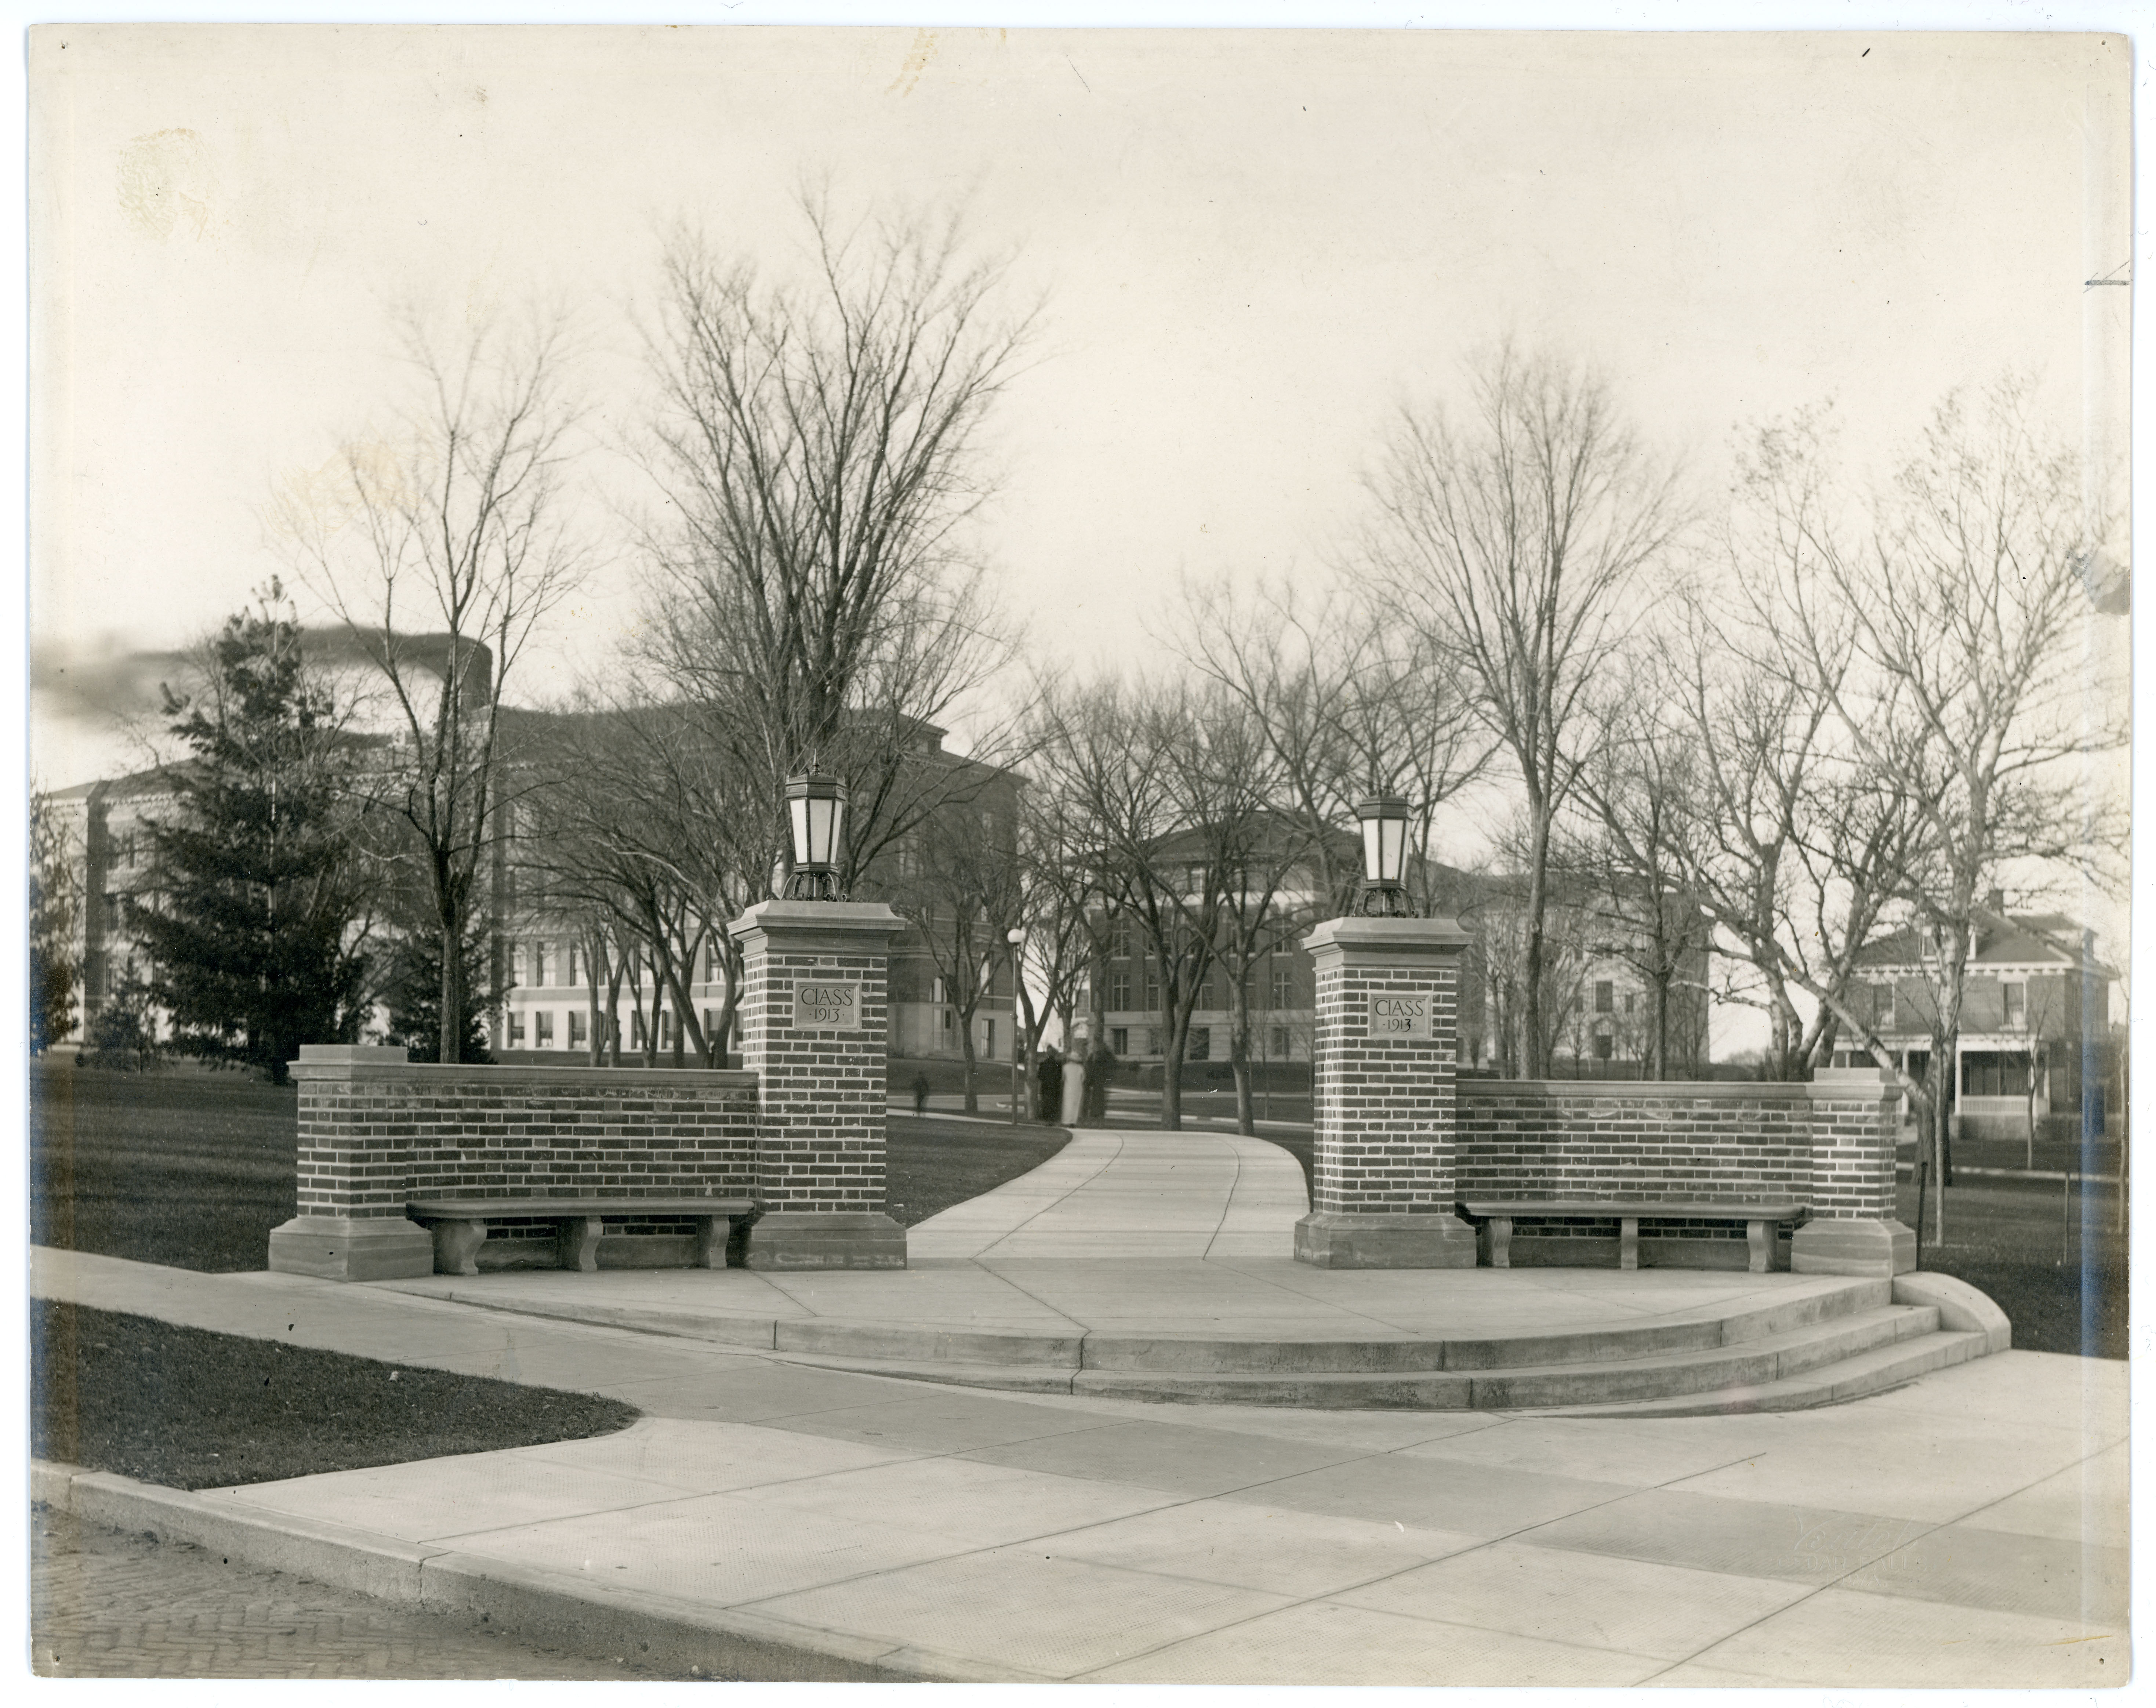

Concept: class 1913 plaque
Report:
left=1368, top=993, right=1432, bottom=1039
left=791, top=980, right=863, bottom=1030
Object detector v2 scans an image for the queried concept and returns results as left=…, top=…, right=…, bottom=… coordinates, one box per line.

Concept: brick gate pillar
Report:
left=731, top=899, right=908, bottom=1270
left=267, top=1044, right=436, bottom=1281
left=1792, top=1064, right=1916, bottom=1277
left=1294, top=916, right=1480, bottom=1268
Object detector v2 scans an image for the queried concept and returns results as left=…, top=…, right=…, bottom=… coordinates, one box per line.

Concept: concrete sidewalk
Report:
left=33, top=1225, right=2129, bottom=1686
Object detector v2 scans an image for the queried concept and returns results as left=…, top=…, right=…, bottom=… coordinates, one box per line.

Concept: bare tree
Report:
left=275, top=305, right=592, bottom=1063
left=635, top=196, right=1032, bottom=890
left=898, top=791, right=1017, bottom=1114
left=1364, top=345, right=1684, bottom=1074
left=1564, top=684, right=1714, bottom=1080
left=1175, top=575, right=1492, bottom=919
left=1775, top=383, right=2126, bottom=1247
left=1036, top=677, right=1249, bottom=1132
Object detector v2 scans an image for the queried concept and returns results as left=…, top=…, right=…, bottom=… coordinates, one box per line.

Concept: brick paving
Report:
left=30, top=1505, right=681, bottom=1680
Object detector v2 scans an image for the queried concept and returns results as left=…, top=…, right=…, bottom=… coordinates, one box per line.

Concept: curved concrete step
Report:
left=772, top=1303, right=1945, bottom=1411
left=1527, top=1327, right=1993, bottom=1417
left=1079, top=1279, right=1892, bottom=1374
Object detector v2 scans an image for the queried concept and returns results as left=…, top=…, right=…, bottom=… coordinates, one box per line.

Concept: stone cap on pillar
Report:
left=1811, top=1064, right=1902, bottom=1092
left=1304, top=914, right=1472, bottom=965
left=729, top=898, right=907, bottom=951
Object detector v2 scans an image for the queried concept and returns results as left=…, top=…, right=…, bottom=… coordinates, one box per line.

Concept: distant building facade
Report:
left=44, top=716, right=1020, bottom=1068
left=1832, top=899, right=2117, bottom=1142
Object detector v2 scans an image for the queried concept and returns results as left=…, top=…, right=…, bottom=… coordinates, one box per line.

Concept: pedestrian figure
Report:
left=911, top=1071, right=930, bottom=1116
left=1037, top=1049, right=1066, bottom=1127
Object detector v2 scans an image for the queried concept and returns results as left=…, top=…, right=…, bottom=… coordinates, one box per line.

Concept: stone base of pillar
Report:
left=1294, top=1211, right=1479, bottom=1269
left=267, top=1215, right=435, bottom=1281
left=1790, top=1217, right=1916, bottom=1278
left=739, top=1211, right=907, bottom=1271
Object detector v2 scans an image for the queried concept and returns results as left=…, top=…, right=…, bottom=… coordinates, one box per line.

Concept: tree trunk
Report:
left=1229, top=1008, right=1255, bottom=1136
left=1161, top=1011, right=1186, bottom=1131
left=1522, top=811, right=1550, bottom=1078
left=1079, top=945, right=1110, bottom=1127
left=1652, top=969, right=1670, bottom=1081
left=437, top=907, right=462, bottom=1066
left=959, top=1009, right=980, bottom=1113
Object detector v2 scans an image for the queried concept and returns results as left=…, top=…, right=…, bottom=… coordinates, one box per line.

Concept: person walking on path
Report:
left=910, top=1072, right=930, bottom=1116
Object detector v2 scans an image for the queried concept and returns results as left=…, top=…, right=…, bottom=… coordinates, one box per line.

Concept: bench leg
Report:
left=1747, top=1219, right=1771, bottom=1274
left=431, top=1219, right=486, bottom=1277
left=694, top=1215, right=730, bottom=1269
left=1488, top=1216, right=1512, bottom=1269
left=1619, top=1216, right=1639, bottom=1271
left=559, top=1216, right=603, bottom=1273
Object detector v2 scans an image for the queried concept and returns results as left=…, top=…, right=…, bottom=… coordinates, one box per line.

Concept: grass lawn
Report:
left=1897, top=1174, right=2127, bottom=1360
left=29, top=1060, right=1070, bottom=1266
left=32, top=1062, right=302, bottom=1272
left=884, top=1113, right=1070, bottom=1227
left=32, top=1298, right=636, bottom=1490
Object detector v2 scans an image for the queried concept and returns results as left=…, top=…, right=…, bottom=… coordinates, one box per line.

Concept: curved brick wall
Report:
left=1455, top=1078, right=1814, bottom=1206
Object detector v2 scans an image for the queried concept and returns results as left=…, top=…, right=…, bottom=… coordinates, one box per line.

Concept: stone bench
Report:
left=1459, top=1198, right=1808, bottom=1274
left=407, top=1197, right=758, bottom=1276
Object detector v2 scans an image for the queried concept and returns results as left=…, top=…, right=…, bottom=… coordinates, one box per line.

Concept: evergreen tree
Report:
left=381, top=912, right=497, bottom=1064
left=133, top=582, right=373, bottom=1081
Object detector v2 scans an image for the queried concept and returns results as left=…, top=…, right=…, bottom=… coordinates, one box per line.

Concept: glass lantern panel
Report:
left=806, top=794, right=836, bottom=866
left=1361, top=815, right=1383, bottom=883
left=1380, top=814, right=1406, bottom=882
left=789, top=795, right=811, bottom=867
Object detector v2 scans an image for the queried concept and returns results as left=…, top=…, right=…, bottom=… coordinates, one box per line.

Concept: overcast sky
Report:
left=30, top=24, right=2129, bottom=819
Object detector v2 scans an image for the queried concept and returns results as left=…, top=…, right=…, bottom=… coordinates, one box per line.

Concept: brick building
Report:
left=1832, top=898, right=2118, bottom=1142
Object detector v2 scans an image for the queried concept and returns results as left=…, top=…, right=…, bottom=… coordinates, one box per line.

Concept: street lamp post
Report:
left=781, top=772, right=848, bottom=902
left=1351, top=790, right=1415, bottom=918
left=1006, top=925, right=1026, bottom=1124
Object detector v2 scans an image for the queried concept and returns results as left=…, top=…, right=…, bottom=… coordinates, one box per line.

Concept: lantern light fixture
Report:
left=782, top=771, right=848, bottom=902
left=1352, top=790, right=1415, bottom=918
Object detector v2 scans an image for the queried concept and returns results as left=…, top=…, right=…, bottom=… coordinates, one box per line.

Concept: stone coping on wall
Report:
left=289, top=1046, right=756, bottom=1089
left=1457, top=1078, right=1812, bottom=1099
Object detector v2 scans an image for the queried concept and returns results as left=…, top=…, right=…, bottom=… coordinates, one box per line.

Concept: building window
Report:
left=1111, top=1026, right=1129, bottom=1056
left=568, top=1010, right=586, bottom=1047
left=1593, top=1027, right=1614, bottom=1061
left=1143, top=969, right=1159, bottom=1012
left=932, top=976, right=947, bottom=1005
left=531, top=942, right=548, bottom=987
left=1269, top=1024, right=1291, bottom=1058
left=1109, top=971, right=1131, bottom=1010
left=1144, top=1027, right=1162, bottom=1057
left=567, top=944, right=583, bottom=986
left=1270, top=960, right=1293, bottom=1010
left=1189, top=1026, right=1211, bottom=1061
left=2003, top=981, right=2026, bottom=1027
left=1111, top=918, right=1132, bottom=960
left=535, top=1011, right=554, bottom=1046
left=509, top=1012, right=526, bottom=1045
left=660, top=1010, right=673, bottom=1048
left=1963, top=1051, right=2032, bottom=1098
left=1593, top=981, right=1614, bottom=1015
left=983, top=1018, right=996, bottom=1059
left=1622, top=992, right=1636, bottom=1016
left=943, top=1007, right=954, bottom=1033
